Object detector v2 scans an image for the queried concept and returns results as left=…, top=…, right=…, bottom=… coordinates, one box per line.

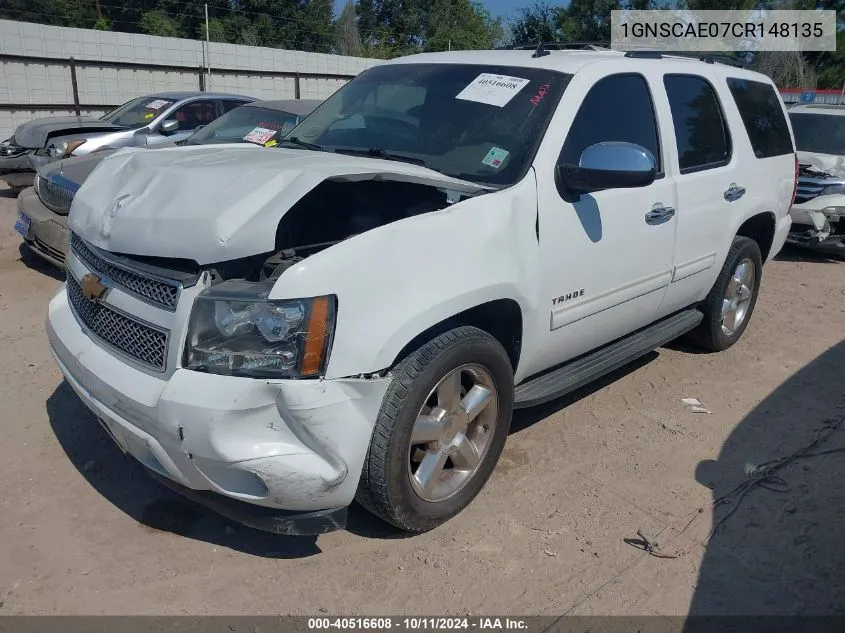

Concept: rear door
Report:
left=658, top=71, right=738, bottom=315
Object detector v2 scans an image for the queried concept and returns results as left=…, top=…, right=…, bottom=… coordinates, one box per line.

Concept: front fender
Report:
left=268, top=171, right=541, bottom=379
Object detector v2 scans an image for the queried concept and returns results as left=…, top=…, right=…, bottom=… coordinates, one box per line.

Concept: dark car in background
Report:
left=0, top=92, right=256, bottom=189
left=15, top=98, right=323, bottom=269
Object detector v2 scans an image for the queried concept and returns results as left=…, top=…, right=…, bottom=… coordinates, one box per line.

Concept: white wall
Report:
left=0, top=19, right=381, bottom=140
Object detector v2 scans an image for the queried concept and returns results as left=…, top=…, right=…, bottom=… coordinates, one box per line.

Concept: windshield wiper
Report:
left=334, top=147, right=426, bottom=166
left=278, top=137, right=325, bottom=151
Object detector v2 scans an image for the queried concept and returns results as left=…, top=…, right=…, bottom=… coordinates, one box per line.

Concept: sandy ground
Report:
left=0, top=182, right=843, bottom=616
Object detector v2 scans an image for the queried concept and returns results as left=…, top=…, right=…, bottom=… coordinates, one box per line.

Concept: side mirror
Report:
left=557, top=142, right=657, bottom=194
left=160, top=120, right=179, bottom=135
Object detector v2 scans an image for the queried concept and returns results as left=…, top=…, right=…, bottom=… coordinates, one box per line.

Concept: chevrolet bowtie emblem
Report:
left=80, top=273, right=109, bottom=302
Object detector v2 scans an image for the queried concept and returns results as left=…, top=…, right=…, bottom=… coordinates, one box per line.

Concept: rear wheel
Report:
left=690, top=236, right=762, bottom=352
left=356, top=326, right=514, bottom=533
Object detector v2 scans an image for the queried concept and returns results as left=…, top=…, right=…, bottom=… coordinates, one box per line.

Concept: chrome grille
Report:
left=36, top=174, right=78, bottom=213
left=67, top=275, right=168, bottom=371
left=794, top=179, right=824, bottom=204
left=71, top=233, right=180, bottom=311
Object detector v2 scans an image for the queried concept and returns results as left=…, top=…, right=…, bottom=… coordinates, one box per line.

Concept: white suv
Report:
left=46, top=49, right=796, bottom=535
left=787, top=103, right=845, bottom=255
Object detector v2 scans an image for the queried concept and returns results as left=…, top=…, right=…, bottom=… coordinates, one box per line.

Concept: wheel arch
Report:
left=736, top=211, right=776, bottom=262
left=388, top=298, right=524, bottom=374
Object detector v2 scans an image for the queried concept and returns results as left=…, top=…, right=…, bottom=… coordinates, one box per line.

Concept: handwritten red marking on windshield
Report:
left=530, top=83, right=551, bottom=107
left=257, top=122, right=285, bottom=131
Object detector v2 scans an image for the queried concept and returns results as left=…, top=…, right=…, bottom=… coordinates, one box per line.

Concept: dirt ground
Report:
left=0, top=182, right=843, bottom=616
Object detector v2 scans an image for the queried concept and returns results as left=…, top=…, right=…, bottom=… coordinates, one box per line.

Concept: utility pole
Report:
left=839, top=80, right=845, bottom=105
left=205, top=4, right=212, bottom=89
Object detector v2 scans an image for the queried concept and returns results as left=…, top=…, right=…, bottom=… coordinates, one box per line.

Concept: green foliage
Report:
left=138, top=10, right=177, bottom=37
left=425, top=0, right=503, bottom=51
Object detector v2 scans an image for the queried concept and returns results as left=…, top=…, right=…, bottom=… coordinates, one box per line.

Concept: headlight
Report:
left=184, top=280, right=336, bottom=378
left=47, top=139, right=87, bottom=158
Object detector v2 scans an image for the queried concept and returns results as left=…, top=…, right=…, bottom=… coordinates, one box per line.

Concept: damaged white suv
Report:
left=47, top=49, right=797, bottom=535
left=788, top=103, right=845, bottom=256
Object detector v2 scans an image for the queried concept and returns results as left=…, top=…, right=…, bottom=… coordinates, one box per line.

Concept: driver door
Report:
left=530, top=70, right=679, bottom=374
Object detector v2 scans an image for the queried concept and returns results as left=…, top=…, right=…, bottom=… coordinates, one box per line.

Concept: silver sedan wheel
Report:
left=407, top=364, right=499, bottom=503
left=720, top=257, right=755, bottom=337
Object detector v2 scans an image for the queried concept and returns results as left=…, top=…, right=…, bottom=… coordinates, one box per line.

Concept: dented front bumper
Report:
left=46, top=286, right=391, bottom=533
left=788, top=198, right=845, bottom=255
left=0, top=149, right=49, bottom=187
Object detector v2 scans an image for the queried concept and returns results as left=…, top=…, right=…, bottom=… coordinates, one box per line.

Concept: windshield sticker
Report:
left=145, top=99, right=172, bottom=111
left=144, top=112, right=155, bottom=119
left=243, top=127, right=277, bottom=145
left=264, top=139, right=278, bottom=147
left=456, top=73, right=531, bottom=108
left=481, top=147, right=509, bottom=169
left=530, top=82, right=551, bottom=107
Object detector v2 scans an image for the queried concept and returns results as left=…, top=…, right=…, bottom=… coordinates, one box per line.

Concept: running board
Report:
left=513, top=309, right=703, bottom=409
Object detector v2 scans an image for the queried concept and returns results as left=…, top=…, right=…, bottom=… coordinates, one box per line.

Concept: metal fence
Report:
left=0, top=19, right=380, bottom=140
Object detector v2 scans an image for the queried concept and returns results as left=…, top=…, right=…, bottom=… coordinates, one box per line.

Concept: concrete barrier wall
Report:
left=0, top=19, right=381, bottom=141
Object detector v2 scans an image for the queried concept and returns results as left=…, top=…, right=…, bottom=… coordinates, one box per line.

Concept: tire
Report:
left=356, top=326, right=514, bottom=533
left=690, top=236, right=763, bottom=352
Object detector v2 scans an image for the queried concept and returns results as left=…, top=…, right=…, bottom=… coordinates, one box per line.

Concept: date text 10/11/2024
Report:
left=307, top=618, right=529, bottom=630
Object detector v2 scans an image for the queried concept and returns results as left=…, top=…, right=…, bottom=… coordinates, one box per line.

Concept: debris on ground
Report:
left=681, top=398, right=712, bottom=414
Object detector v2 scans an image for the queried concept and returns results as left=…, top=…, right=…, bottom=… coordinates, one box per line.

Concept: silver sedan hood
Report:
left=69, top=145, right=490, bottom=265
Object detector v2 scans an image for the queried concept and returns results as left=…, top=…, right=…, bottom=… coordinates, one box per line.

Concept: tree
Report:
left=335, top=1, right=363, bottom=56
left=300, top=0, right=336, bottom=53
left=510, top=0, right=561, bottom=45
left=139, top=10, right=178, bottom=37
left=424, top=0, right=503, bottom=51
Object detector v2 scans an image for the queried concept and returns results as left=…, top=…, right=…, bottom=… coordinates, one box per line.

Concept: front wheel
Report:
left=356, top=326, right=514, bottom=533
left=690, top=236, right=763, bottom=352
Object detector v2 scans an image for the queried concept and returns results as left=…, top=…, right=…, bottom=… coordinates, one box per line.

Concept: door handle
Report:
left=645, top=205, right=675, bottom=225
left=724, top=183, right=746, bottom=202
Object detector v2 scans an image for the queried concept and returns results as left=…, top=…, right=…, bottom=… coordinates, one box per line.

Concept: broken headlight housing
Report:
left=184, top=280, right=336, bottom=378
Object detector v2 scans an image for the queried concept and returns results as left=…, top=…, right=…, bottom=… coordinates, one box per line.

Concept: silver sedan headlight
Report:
left=184, top=280, right=336, bottom=378
left=46, top=139, right=87, bottom=159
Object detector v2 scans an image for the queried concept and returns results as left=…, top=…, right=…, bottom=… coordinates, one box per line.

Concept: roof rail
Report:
left=623, top=50, right=751, bottom=68
left=497, top=41, right=610, bottom=53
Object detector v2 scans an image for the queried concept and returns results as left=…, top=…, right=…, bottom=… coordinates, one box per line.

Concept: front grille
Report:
left=71, top=233, right=180, bottom=311
left=36, top=174, right=78, bottom=213
left=67, top=275, right=169, bottom=371
left=794, top=180, right=824, bottom=204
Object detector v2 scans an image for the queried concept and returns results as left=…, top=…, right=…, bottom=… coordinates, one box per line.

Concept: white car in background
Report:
left=787, top=103, right=845, bottom=256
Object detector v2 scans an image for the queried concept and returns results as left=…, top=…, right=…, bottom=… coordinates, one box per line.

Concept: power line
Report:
left=2, top=1, right=420, bottom=45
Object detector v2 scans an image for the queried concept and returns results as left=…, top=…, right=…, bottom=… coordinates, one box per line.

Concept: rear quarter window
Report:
left=726, top=78, right=793, bottom=158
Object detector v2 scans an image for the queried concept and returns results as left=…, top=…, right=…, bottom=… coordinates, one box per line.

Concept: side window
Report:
left=220, top=99, right=250, bottom=115
left=664, top=75, right=731, bottom=173
left=560, top=74, right=661, bottom=171
left=168, top=99, right=217, bottom=131
left=726, top=78, right=793, bottom=158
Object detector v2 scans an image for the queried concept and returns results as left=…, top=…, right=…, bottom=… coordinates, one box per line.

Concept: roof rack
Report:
left=623, top=50, right=751, bottom=68
left=497, top=41, right=611, bottom=56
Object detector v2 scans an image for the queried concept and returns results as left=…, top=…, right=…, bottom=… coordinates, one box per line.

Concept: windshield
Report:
left=188, top=105, right=299, bottom=146
left=99, top=96, right=178, bottom=129
left=789, top=113, right=845, bottom=155
left=288, top=63, right=571, bottom=186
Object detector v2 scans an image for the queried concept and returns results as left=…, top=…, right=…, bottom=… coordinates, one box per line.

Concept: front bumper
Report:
left=788, top=200, right=844, bottom=255
left=46, top=283, right=391, bottom=533
left=17, top=186, right=69, bottom=268
left=0, top=149, right=48, bottom=187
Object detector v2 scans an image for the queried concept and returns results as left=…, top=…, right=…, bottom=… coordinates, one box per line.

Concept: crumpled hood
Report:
left=69, top=145, right=490, bottom=265
left=797, top=151, right=845, bottom=179
left=13, top=115, right=122, bottom=149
